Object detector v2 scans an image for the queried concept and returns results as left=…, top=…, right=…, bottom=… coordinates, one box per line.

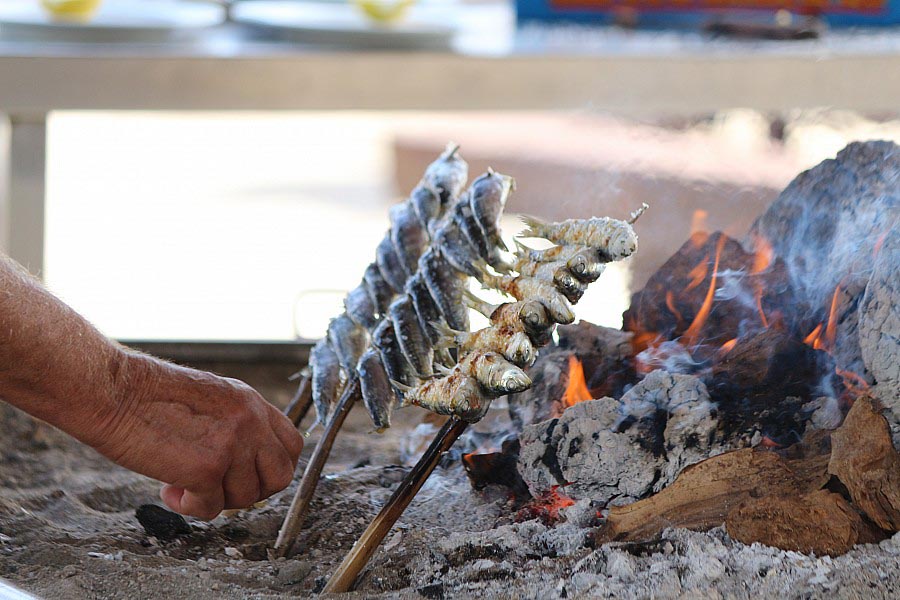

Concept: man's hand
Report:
left=92, top=355, right=304, bottom=520
left=0, top=253, right=302, bottom=520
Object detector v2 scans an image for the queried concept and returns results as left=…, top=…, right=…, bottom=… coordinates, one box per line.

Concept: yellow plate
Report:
left=41, top=0, right=103, bottom=21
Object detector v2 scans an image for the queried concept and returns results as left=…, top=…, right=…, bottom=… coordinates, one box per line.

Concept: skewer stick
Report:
left=273, top=377, right=361, bottom=558
left=283, top=374, right=313, bottom=428
left=323, top=417, right=469, bottom=593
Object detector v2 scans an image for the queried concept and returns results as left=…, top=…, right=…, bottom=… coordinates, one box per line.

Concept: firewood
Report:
left=592, top=447, right=829, bottom=546
left=828, top=396, right=900, bottom=532
left=725, top=489, right=882, bottom=556
left=283, top=374, right=313, bottom=428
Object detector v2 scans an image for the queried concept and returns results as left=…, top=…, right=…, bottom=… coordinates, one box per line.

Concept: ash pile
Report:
left=465, top=141, right=900, bottom=560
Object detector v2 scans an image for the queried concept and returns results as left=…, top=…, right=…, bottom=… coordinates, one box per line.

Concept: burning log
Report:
left=828, top=396, right=900, bottom=531
left=592, top=396, right=900, bottom=556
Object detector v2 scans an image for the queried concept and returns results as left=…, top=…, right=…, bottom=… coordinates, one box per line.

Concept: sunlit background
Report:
left=43, top=109, right=900, bottom=341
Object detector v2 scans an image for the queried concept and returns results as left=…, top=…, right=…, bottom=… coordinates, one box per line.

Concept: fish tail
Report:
left=518, top=214, right=547, bottom=238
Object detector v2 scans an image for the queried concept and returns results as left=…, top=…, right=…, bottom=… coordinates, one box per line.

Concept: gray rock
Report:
left=860, top=229, right=900, bottom=419
left=748, top=140, right=900, bottom=375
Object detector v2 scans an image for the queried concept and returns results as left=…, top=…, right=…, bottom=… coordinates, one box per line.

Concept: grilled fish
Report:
left=357, top=348, right=396, bottom=432
left=309, top=338, right=343, bottom=425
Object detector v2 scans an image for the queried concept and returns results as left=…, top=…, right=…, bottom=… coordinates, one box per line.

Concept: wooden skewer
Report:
left=283, top=374, right=313, bottom=428
left=323, top=417, right=469, bottom=593
left=273, top=377, right=361, bottom=558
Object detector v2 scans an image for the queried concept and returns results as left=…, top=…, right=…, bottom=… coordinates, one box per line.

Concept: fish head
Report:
left=505, top=332, right=537, bottom=367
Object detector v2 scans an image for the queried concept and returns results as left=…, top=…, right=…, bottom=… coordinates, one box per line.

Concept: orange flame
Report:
left=750, top=235, right=774, bottom=275
left=685, top=259, right=709, bottom=291
left=755, top=288, right=769, bottom=328
left=690, top=210, right=709, bottom=241
left=803, top=323, right=824, bottom=350
left=665, top=291, right=683, bottom=325
left=823, top=285, right=841, bottom=352
left=836, top=368, right=870, bottom=400
left=562, top=356, right=593, bottom=408
left=681, top=235, right=726, bottom=348
left=718, top=338, right=738, bottom=357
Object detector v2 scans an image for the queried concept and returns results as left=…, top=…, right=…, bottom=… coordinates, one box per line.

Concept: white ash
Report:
left=518, top=371, right=720, bottom=504
left=804, top=396, right=844, bottom=431
left=860, top=228, right=900, bottom=421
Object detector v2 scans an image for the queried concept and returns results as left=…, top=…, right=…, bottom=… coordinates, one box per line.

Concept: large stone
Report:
left=748, top=140, right=900, bottom=375
left=859, top=229, right=900, bottom=419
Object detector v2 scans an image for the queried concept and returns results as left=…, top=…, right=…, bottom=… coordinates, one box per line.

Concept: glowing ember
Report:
left=681, top=235, right=726, bottom=349
left=562, top=356, right=593, bottom=408
left=514, top=485, right=576, bottom=526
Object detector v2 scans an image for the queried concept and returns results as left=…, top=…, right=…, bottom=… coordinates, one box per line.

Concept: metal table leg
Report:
left=0, top=113, right=47, bottom=278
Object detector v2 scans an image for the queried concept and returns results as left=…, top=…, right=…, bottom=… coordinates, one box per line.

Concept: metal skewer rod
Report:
left=283, top=373, right=313, bottom=428
left=273, top=376, right=361, bottom=558
left=323, top=417, right=469, bottom=593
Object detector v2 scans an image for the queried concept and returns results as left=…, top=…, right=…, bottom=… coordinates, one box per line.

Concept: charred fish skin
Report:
left=376, top=235, right=409, bottom=294
left=309, top=338, right=343, bottom=426
left=405, top=272, right=445, bottom=346
left=371, top=318, right=418, bottom=389
left=389, top=296, right=435, bottom=378
left=482, top=272, right=575, bottom=325
left=364, top=263, right=394, bottom=315
left=519, top=215, right=638, bottom=261
left=435, top=321, right=536, bottom=368
left=423, top=144, right=469, bottom=206
left=458, top=352, right=531, bottom=396
left=357, top=349, right=396, bottom=432
left=390, top=202, right=428, bottom=277
left=345, top=283, right=379, bottom=330
left=405, top=374, right=489, bottom=423
left=410, top=183, right=442, bottom=230
left=432, top=220, right=484, bottom=278
left=327, top=313, right=368, bottom=373
left=513, top=241, right=605, bottom=282
left=469, top=170, right=513, bottom=252
left=419, top=247, right=470, bottom=332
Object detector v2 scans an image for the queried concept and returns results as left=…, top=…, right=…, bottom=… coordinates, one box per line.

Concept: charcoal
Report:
left=135, top=504, right=191, bottom=540
left=859, top=229, right=900, bottom=420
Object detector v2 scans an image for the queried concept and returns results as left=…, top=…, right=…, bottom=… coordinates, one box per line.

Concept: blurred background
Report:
left=1, top=0, right=899, bottom=344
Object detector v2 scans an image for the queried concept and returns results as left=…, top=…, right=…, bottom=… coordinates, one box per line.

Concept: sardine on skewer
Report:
left=390, top=202, right=428, bottom=278
left=309, top=338, right=344, bottom=426
left=469, top=169, right=513, bottom=253
left=434, top=321, right=536, bottom=368
left=357, top=349, right=397, bottom=433
left=364, top=263, right=394, bottom=315
left=419, top=247, right=470, bottom=332
left=481, top=272, right=575, bottom=325
left=327, top=313, right=368, bottom=374
left=423, top=143, right=468, bottom=206
left=519, top=215, right=639, bottom=262
left=462, top=294, right=555, bottom=347
left=410, top=182, right=442, bottom=230
left=345, top=283, right=379, bottom=330
left=513, top=241, right=606, bottom=283
left=389, top=296, right=434, bottom=378
left=376, top=235, right=409, bottom=294
left=371, top=317, right=419, bottom=390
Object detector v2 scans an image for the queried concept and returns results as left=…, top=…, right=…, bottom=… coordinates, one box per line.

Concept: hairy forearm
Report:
left=0, top=254, right=149, bottom=446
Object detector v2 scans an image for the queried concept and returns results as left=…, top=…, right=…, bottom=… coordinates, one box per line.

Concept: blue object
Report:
left=516, top=0, right=900, bottom=27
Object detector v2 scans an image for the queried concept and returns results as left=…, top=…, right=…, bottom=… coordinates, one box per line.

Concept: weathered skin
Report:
left=363, top=263, right=394, bottom=314
left=423, top=144, right=468, bottom=206
left=469, top=170, right=513, bottom=252
left=519, top=215, right=638, bottom=262
left=419, top=247, right=470, bottom=331
left=376, top=235, right=409, bottom=294
left=344, top=283, right=379, bottom=330
left=390, top=202, right=428, bottom=277
left=309, top=338, right=343, bottom=425
left=357, top=349, right=396, bottom=432
left=481, top=272, right=575, bottom=325
left=371, top=318, right=418, bottom=388
left=389, top=296, right=434, bottom=378
left=327, top=313, right=368, bottom=373
left=410, top=183, right=442, bottom=229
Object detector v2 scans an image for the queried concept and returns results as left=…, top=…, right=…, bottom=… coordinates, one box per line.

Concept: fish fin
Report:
left=430, top=320, right=465, bottom=343
left=390, top=379, right=413, bottom=393
left=433, top=363, right=453, bottom=376
left=518, top=214, right=546, bottom=238
left=627, top=203, right=649, bottom=224
left=444, top=142, right=460, bottom=158
left=462, top=289, right=496, bottom=317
